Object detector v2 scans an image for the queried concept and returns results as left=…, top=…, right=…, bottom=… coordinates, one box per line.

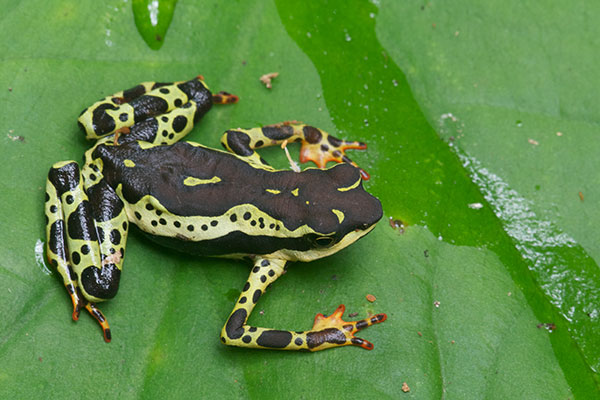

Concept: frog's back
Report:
left=93, top=141, right=381, bottom=258
left=95, top=141, right=314, bottom=221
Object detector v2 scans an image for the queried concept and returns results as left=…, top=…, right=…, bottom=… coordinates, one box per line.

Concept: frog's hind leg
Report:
left=220, top=122, right=370, bottom=179
left=220, top=257, right=386, bottom=351
left=46, top=161, right=129, bottom=342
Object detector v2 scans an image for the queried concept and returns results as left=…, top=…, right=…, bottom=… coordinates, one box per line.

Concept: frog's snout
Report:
left=356, top=194, right=383, bottom=231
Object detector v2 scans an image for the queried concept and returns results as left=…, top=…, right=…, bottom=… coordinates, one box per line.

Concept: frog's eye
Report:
left=354, top=223, right=372, bottom=232
left=314, top=236, right=335, bottom=247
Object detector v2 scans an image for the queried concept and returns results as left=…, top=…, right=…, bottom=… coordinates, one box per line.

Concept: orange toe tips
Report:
left=351, top=337, right=375, bottom=350
left=212, top=91, right=239, bottom=104
left=103, top=328, right=112, bottom=343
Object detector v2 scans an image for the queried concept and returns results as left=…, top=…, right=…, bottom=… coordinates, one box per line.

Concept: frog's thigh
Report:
left=47, top=161, right=128, bottom=304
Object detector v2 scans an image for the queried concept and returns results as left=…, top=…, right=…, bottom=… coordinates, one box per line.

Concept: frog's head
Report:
left=283, top=163, right=382, bottom=262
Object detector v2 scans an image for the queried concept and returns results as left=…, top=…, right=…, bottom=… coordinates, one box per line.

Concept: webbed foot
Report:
left=307, top=304, right=387, bottom=351
left=298, top=131, right=369, bottom=180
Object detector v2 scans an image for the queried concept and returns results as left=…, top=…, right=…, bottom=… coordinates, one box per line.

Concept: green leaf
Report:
left=0, top=0, right=598, bottom=398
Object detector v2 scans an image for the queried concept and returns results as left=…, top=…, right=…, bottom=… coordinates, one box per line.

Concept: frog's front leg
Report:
left=77, top=76, right=238, bottom=142
left=221, top=122, right=370, bottom=179
left=46, top=161, right=128, bottom=342
left=221, top=258, right=386, bottom=351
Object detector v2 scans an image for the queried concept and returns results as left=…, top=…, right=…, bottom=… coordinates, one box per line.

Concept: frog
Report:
left=45, top=75, right=386, bottom=351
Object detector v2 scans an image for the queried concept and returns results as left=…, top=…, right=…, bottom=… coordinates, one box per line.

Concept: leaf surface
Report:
left=0, top=0, right=597, bottom=398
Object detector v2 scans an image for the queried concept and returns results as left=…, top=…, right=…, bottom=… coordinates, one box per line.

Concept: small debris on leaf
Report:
left=402, top=382, right=410, bottom=393
left=556, top=131, right=563, bottom=136
left=433, top=301, right=440, bottom=308
left=441, top=112, right=457, bottom=122
left=389, top=217, right=405, bottom=232
left=417, top=331, right=422, bottom=337
left=528, top=138, right=539, bottom=146
left=424, top=249, right=429, bottom=258
left=7, top=132, right=25, bottom=142
left=579, top=191, right=584, bottom=202
left=281, top=139, right=301, bottom=172
left=260, top=72, right=279, bottom=89
left=366, top=294, right=376, bottom=302
left=349, top=312, right=359, bottom=318
left=537, top=322, right=556, bottom=332
left=468, top=202, right=483, bottom=210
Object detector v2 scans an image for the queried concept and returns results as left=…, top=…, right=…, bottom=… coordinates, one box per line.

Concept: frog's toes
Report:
left=84, top=302, right=112, bottom=343
left=298, top=128, right=370, bottom=180
left=308, top=304, right=387, bottom=350
left=212, top=91, right=239, bottom=104
left=71, top=291, right=85, bottom=321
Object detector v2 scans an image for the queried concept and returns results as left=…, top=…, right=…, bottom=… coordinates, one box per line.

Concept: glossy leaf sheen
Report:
left=132, top=0, right=177, bottom=50
left=0, top=0, right=598, bottom=398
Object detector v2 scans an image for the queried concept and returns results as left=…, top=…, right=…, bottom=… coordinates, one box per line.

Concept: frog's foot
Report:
left=212, top=91, right=239, bottom=104
left=297, top=127, right=369, bottom=180
left=260, top=121, right=370, bottom=179
left=65, top=283, right=111, bottom=342
left=84, top=302, right=111, bottom=343
left=308, top=304, right=387, bottom=350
